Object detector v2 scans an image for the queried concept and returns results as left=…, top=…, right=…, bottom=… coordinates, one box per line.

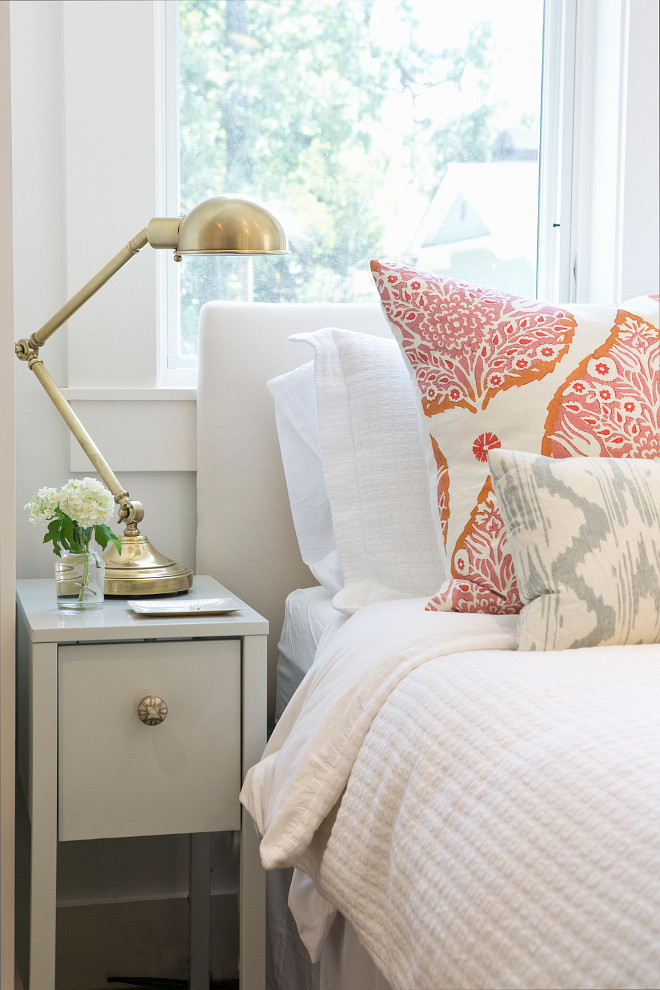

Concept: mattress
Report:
left=275, top=586, right=346, bottom=721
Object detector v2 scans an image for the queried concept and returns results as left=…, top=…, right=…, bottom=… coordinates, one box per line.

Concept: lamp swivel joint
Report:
left=15, top=339, right=43, bottom=372
left=15, top=338, right=34, bottom=362
left=116, top=494, right=144, bottom=527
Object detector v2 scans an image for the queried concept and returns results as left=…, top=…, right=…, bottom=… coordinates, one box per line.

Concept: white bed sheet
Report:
left=274, top=589, right=393, bottom=988
left=275, top=586, right=347, bottom=722
left=269, top=586, right=348, bottom=990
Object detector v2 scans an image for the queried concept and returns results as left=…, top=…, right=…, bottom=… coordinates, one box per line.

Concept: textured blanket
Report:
left=241, top=599, right=660, bottom=989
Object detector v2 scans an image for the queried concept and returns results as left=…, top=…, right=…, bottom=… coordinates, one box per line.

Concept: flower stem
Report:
left=78, top=552, right=90, bottom=602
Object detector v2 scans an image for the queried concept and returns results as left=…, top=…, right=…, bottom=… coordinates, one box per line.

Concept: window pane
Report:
left=175, top=0, right=544, bottom=364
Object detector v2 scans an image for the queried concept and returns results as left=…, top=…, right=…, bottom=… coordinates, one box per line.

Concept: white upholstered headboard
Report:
left=196, top=301, right=391, bottom=721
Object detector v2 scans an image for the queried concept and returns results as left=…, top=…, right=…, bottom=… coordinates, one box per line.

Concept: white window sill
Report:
left=61, top=387, right=197, bottom=401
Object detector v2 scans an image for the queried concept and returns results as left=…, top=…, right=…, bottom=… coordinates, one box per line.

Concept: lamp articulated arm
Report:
left=14, top=227, right=156, bottom=536
left=14, top=196, right=287, bottom=595
left=14, top=215, right=181, bottom=358
left=15, top=228, right=149, bottom=358
left=13, top=221, right=187, bottom=595
left=20, top=352, right=144, bottom=532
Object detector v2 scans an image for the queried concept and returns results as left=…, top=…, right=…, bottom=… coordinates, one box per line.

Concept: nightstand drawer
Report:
left=58, top=638, right=241, bottom=841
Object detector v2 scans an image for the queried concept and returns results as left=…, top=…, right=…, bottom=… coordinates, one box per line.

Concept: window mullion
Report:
left=537, top=0, right=578, bottom=304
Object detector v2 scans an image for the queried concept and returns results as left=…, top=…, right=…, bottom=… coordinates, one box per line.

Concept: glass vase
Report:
left=55, top=551, right=105, bottom=611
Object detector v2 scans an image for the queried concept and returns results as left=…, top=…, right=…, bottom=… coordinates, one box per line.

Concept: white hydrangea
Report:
left=59, top=477, right=116, bottom=528
left=24, top=487, right=60, bottom=527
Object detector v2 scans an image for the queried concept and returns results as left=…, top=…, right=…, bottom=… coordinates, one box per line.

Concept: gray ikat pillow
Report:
left=488, top=449, right=660, bottom=651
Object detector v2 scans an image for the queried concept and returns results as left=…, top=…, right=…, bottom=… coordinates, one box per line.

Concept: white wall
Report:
left=619, top=0, right=659, bottom=298
left=12, top=0, right=197, bottom=582
left=0, top=5, right=15, bottom=987
left=12, top=0, right=69, bottom=575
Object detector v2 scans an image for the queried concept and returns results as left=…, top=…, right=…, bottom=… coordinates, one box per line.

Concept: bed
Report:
left=196, top=270, right=660, bottom=990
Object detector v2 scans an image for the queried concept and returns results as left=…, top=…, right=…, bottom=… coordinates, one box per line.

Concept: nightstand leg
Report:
left=189, top=832, right=212, bottom=989
left=29, top=644, right=58, bottom=989
left=239, top=634, right=267, bottom=990
left=239, top=812, right=265, bottom=990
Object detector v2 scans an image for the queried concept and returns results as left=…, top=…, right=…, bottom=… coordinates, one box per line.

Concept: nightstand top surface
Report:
left=16, top=574, right=268, bottom=643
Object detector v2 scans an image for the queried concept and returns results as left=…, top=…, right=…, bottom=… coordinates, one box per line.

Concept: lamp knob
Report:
left=138, top=695, right=168, bottom=725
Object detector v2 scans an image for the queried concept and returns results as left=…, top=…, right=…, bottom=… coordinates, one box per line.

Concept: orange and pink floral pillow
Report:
left=371, top=259, right=660, bottom=614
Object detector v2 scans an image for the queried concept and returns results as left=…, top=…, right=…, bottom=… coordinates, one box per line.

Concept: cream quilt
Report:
left=241, top=599, right=660, bottom=990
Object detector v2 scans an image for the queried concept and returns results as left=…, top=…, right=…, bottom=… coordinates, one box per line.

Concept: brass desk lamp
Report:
left=15, top=196, right=288, bottom=597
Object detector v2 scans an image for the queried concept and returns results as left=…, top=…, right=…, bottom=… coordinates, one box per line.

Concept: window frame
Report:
left=157, top=0, right=198, bottom=387
left=53, top=0, right=649, bottom=399
left=162, top=0, right=578, bottom=378
left=537, top=0, right=578, bottom=303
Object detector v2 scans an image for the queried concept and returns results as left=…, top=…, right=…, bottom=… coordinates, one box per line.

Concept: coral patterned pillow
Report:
left=371, top=259, right=660, bottom=614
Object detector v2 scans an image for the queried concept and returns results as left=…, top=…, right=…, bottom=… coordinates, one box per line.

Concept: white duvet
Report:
left=241, top=599, right=660, bottom=990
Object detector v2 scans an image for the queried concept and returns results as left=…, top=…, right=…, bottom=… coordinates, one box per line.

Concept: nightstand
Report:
left=15, top=575, right=268, bottom=990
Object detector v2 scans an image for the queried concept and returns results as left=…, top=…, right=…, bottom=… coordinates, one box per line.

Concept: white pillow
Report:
left=268, top=362, right=344, bottom=595
left=293, top=327, right=448, bottom=614
left=621, top=294, right=659, bottom=327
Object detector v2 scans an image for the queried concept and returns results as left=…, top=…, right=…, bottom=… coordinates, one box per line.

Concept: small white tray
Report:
left=128, top=597, right=239, bottom=616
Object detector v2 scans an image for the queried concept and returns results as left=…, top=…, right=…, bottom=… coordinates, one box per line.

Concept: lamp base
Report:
left=102, top=533, right=193, bottom=597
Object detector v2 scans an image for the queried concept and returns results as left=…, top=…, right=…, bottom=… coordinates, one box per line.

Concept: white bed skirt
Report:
left=318, top=913, right=394, bottom=990
left=267, top=868, right=392, bottom=990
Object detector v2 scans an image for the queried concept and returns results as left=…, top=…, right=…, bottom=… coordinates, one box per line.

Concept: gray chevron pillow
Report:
left=488, top=449, right=660, bottom=651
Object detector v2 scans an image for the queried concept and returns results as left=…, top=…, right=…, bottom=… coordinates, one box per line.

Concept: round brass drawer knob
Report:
left=138, top=695, right=168, bottom=725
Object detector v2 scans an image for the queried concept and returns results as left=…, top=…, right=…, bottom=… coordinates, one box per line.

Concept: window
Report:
left=165, top=0, right=572, bottom=372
